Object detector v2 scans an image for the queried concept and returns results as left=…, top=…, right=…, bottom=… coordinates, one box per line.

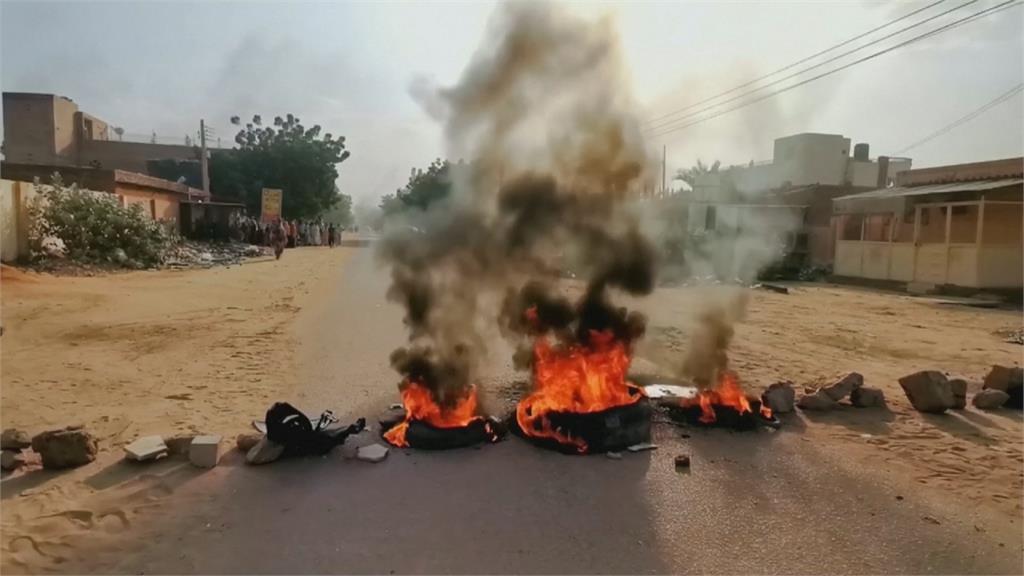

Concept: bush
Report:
left=30, top=174, right=171, bottom=267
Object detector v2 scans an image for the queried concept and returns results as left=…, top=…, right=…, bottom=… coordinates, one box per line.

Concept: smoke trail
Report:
left=379, top=2, right=656, bottom=407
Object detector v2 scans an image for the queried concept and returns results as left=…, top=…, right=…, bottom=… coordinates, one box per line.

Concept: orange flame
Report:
left=383, top=380, right=489, bottom=447
left=516, top=329, right=642, bottom=453
left=681, top=371, right=769, bottom=423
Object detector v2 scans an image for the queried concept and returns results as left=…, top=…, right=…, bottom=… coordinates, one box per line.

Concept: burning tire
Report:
left=510, top=396, right=652, bottom=454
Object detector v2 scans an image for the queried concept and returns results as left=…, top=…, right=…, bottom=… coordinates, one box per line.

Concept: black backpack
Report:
left=265, top=402, right=365, bottom=456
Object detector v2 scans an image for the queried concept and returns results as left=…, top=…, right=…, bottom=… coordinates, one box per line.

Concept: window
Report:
left=705, top=205, right=717, bottom=231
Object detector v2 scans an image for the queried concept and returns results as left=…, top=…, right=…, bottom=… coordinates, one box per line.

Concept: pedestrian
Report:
left=270, top=219, right=287, bottom=260
left=311, top=221, right=321, bottom=246
left=328, top=223, right=336, bottom=248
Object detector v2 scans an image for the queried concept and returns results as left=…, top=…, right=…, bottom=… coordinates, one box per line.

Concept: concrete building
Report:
left=685, top=133, right=913, bottom=276
left=832, top=157, right=1023, bottom=291
left=2, top=92, right=201, bottom=174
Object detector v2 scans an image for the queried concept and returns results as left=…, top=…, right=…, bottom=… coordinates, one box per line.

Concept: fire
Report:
left=383, top=380, right=490, bottom=448
left=516, top=329, right=642, bottom=453
left=681, top=370, right=771, bottom=423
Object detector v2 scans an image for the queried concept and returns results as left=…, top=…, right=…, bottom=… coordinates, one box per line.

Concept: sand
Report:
left=1, top=247, right=350, bottom=572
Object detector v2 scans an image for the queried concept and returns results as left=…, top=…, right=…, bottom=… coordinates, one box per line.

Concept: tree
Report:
left=322, top=193, right=354, bottom=227
left=209, top=113, right=352, bottom=220
left=675, top=158, right=721, bottom=189
left=379, top=159, right=459, bottom=216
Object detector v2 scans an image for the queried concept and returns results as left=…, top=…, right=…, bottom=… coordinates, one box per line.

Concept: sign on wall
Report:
left=261, top=188, right=283, bottom=222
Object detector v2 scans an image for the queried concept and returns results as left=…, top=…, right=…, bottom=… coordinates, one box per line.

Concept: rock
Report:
left=983, top=365, right=1023, bottom=409
left=235, top=433, right=263, bottom=452
left=674, top=454, right=691, bottom=470
left=761, top=381, right=796, bottom=413
left=246, top=437, right=284, bottom=465
left=797, top=390, right=837, bottom=411
left=850, top=387, right=886, bottom=408
left=972, top=389, right=1010, bottom=410
left=1, top=428, right=31, bottom=451
left=189, top=435, right=222, bottom=468
left=124, top=435, right=168, bottom=462
left=898, top=371, right=954, bottom=413
left=111, top=247, right=128, bottom=264
left=1, top=449, right=25, bottom=471
left=626, top=442, right=658, bottom=453
left=31, top=426, right=98, bottom=469
left=948, top=378, right=968, bottom=409
left=165, top=434, right=195, bottom=457
left=356, top=443, right=390, bottom=463
left=822, top=372, right=864, bottom=401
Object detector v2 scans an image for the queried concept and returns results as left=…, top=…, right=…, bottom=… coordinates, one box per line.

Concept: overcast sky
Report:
left=2, top=0, right=1021, bottom=203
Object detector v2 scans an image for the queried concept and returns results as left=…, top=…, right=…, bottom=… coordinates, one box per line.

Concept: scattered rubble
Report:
left=189, top=435, right=223, bottom=468
left=972, top=389, right=1010, bottom=410
left=1, top=450, right=25, bottom=471
left=948, top=378, right=968, bottom=409
left=797, top=390, right=838, bottom=411
left=850, top=387, right=886, bottom=408
left=982, top=365, right=1023, bottom=409
left=236, top=433, right=263, bottom=452
left=1, top=428, right=31, bottom=451
left=31, top=426, right=98, bottom=469
left=356, top=444, right=390, bottom=463
left=674, top=454, right=691, bottom=470
left=761, top=381, right=796, bottom=413
left=246, top=437, right=284, bottom=465
left=165, top=434, right=195, bottom=457
left=898, top=371, right=954, bottom=413
left=822, top=372, right=863, bottom=401
left=124, top=435, right=169, bottom=462
left=756, top=283, right=789, bottom=295
left=164, top=241, right=265, bottom=269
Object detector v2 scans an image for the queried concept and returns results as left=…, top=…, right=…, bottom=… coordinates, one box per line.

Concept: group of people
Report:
left=233, top=216, right=343, bottom=260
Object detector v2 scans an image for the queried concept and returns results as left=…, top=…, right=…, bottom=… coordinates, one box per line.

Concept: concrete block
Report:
left=189, top=435, right=223, bottom=468
left=124, top=435, right=168, bottom=462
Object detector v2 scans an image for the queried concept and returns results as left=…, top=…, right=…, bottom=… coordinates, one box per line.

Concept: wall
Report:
left=847, top=161, right=879, bottom=188
left=79, top=140, right=198, bottom=173
left=114, top=184, right=181, bottom=223
left=0, top=180, right=39, bottom=262
left=52, top=96, right=79, bottom=160
left=982, top=204, right=1023, bottom=243
left=2, top=94, right=58, bottom=165
left=773, top=133, right=851, bottom=187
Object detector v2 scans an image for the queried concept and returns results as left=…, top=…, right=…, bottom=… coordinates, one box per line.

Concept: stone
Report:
left=1, top=449, right=25, bottom=471
left=797, top=390, right=838, bottom=411
left=356, top=443, right=389, bottom=463
left=165, top=434, right=195, bottom=457
left=674, top=454, right=691, bottom=470
left=850, top=387, right=886, bottom=408
left=898, top=371, right=954, bottom=413
left=189, top=435, right=223, bottom=468
left=1, top=428, right=31, bottom=451
left=246, top=437, right=284, bottom=465
left=31, top=426, right=98, bottom=469
left=235, top=433, right=263, bottom=452
left=948, top=378, right=968, bottom=409
left=983, top=365, right=1023, bottom=409
left=822, top=372, right=864, bottom=401
left=761, top=382, right=796, bottom=413
left=124, top=435, right=168, bottom=462
left=972, top=389, right=1010, bottom=410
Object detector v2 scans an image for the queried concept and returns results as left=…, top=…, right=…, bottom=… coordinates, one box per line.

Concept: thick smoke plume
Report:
left=380, top=3, right=656, bottom=407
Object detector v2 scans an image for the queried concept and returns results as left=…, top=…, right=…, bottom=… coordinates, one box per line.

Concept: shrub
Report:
left=30, top=174, right=171, bottom=267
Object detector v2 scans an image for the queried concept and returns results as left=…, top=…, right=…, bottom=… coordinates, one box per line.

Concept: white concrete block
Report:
left=189, top=435, right=223, bottom=468
left=124, top=435, right=168, bottom=462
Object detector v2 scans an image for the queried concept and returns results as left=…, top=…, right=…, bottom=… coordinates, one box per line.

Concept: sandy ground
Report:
left=1, top=244, right=1022, bottom=573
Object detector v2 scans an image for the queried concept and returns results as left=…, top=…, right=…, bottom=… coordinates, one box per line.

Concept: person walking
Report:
left=328, top=223, right=336, bottom=248
left=270, top=219, right=287, bottom=260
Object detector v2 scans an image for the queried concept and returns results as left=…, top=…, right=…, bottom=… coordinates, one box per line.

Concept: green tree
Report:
left=322, top=193, right=354, bottom=227
left=675, top=158, right=721, bottom=189
left=209, top=114, right=352, bottom=219
left=379, top=159, right=460, bottom=216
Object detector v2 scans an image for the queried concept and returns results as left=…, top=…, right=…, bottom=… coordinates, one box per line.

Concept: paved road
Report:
left=96, top=246, right=1023, bottom=574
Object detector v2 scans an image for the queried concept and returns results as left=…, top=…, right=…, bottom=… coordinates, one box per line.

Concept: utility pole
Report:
left=661, top=144, right=666, bottom=197
left=200, top=119, right=210, bottom=195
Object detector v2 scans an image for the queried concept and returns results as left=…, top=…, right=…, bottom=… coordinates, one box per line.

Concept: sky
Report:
left=2, top=0, right=1022, bottom=204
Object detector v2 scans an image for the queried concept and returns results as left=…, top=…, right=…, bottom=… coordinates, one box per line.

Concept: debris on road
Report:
left=982, top=365, right=1023, bottom=409
left=605, top=451, right=622, bottom=460
left=797, top=389, right=838, bottom=411
left=1, top=450, right=25, bottom=471
left=124, top=435, right=169, bottom=462
left=973, top=389, right=1010, bottom=410
left=761, top=381, right=795, bottom=413
left=189, top=435, right=223, bottom=468
left=948, top=378, right=968, bottom=409
left=756, top=283, right=790, bottom=295
left=674, top=454, right=691, bottom=470
left=1, top=428, right=31, bottom=451
left=850, top=387, right=886, bottom=408
left=235, top=433, right=263, bottom=452
left=822, top=372, right=863, bottom=401
left=356, top=443, right=389, bottom=463
left=899, top=371, right=954, bottom=413
left=165, top=434, right=195, bottom=457
left=164, top=241, right=265, bottom=269
left=246, top=437, right=284, bottom=465
left=626, top=442, right=658, bottom=453
left=31, top=426, right=98, bottom=469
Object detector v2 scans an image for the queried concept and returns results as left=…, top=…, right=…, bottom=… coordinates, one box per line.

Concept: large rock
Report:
left=850, top=387, right=886, bottom=408
left=1, top=429, right=31, bottom=451
left=948, top=378, right=968, bottom=409
left=972, top=389, right=1010, bottom=410
left=246, top=437, right=284, bottom=465
left=982, top=365, right=1023, bottom=409
left=762, top=382, right=796, bottom=414
left=235, top=433, right=263, bottom=452
left=898, top=371, right=954, bottom=413
left=822, top=372, right=864, bottom=401
left=31, top=426, right=98, bottom=469
left=797, top=390, right=837, bottom=411
left=1, top=449, right=25, bottom=471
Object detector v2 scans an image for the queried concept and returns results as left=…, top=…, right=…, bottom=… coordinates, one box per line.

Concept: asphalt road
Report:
left=93, top=246, right=1023, bottom=574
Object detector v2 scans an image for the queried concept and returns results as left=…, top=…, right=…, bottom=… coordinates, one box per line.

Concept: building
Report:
left=2, top=92, right=203, bottom=174
left=684, top=133, right=913, bottom=275
left=832, top=157, right=1023, bottom=291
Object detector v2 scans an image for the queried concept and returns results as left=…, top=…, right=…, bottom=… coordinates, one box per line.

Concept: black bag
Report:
left=265, top=402, right=365, bottom=456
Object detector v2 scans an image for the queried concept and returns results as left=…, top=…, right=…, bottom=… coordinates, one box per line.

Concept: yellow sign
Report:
left=261, top=188, right=283, bottom=222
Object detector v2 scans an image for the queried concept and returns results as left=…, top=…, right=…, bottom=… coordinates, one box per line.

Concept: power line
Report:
left=896, top=83, right=1024, bottom=153
left=643, top=0, right=949, bottom=128
left=645, top=0, right=980, bottom=134
left=648, top=0, right=1022, bottom=139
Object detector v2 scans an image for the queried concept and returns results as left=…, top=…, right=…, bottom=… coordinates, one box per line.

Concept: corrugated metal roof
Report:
left=834, top=178, right=1023, bottom=201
